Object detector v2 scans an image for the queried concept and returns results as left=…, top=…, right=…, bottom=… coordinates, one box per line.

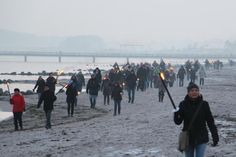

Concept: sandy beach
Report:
left=0, top=66, right=236, bottom=157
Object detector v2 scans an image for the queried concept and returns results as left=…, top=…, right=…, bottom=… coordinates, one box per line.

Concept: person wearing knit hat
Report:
left=187, top=82, right=199, bottom=93
left=173, top=82, right=219, bottom=156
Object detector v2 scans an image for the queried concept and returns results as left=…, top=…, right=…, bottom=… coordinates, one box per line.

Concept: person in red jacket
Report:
left=10, top=88, right=25, bottom=131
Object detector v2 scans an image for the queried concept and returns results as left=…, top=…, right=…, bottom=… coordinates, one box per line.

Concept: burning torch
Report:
left=56, top=69, right=64, bottom=80
left=6, top=82, right=11, bottom=99
left=159, top=72, right=176, bottom=109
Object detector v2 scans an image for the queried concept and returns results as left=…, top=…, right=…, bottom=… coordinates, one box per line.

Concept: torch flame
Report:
left=57, top=69, right=64, bottom=75
left=160, top=72, right=165, bottom=80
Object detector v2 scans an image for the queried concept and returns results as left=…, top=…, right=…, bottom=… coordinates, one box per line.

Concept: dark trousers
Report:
left=74, top=96, right=78, bottom=106
left=67, top=101, right=75, bottom=116
left=114, top=100, right=121, bottom=116
left=104, top=95, right=110, bottom=105
left=159, top=91, right=165, bottom=102
left=179, top=79, right=184, bottom=87
left=127, top=87, right=135, bottom=103
left=200, top=78, right=204, bottom=86
left=13, top=112, right=23, bottom=130
left=89, top=95, right=97, bottom=108
left=67, top=97, right=76, bottom=116
left=44, top=110, right=52, bottom=129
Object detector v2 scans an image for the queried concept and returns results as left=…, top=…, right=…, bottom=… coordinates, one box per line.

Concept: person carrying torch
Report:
left=46, top=70, right=63, bottom=93
left=173, top=82, right=219, bottom=156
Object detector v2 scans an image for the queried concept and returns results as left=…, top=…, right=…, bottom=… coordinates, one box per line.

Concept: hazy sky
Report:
left=1, top=0, right=236, bottom=42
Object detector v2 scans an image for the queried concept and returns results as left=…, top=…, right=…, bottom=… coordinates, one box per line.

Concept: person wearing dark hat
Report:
left=10, top=88, right=25, bottom=131
left=38, top=84, right=57, bottom=129
left=173, top=82, right=219, bottom=157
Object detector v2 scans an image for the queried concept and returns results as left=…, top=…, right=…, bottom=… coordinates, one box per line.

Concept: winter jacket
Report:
left=174, top=95, right=219, bottom=146
left=198, top=68, right=206, bottom=78
left=177, top=67, right=186, bottom=79
left=10, top=94, right=25, bottom=112
left=38, top=90, right=57, bottom=111
left=86, top=78, right=100, bottom=96
left=46, top=76, right=57, bottom=92
left=111, top=85, right=123, bottom=101
left=33, top=79, right=45, bottom=93
left=66, top=82, right=78, bottom=103
left=125, top=73, right=137, bottom=89
left=101, top=79, right=112, bottom=95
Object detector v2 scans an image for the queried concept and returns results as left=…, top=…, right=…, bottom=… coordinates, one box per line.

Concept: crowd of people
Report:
left=8, top=58, right=224, bottom=156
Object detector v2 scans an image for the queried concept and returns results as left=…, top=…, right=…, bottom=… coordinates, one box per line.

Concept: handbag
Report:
left=178, top=131, right=189, bottom=152
left=178, top=101, right=203, bottom=152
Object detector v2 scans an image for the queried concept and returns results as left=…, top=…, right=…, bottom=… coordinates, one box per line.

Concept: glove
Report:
left=212, top=140, right=218, bottom=147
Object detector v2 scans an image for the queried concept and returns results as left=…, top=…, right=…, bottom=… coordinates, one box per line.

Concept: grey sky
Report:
left=1, top=0, right=236, bottom=42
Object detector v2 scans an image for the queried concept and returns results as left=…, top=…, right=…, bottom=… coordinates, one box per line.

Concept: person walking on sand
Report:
left=66, top=76, right=78, bottom=117
left=10, top=88, right=25, bottom=131
left=33, top=76, right=45, bottom=104
left=125, top=69, right=137, bottom=103
left=38, top=84, right=57, bottom=129
left=177, top=65, right=186, bottom=87
left=101, top=74, right=112, bottom=105
left=46, top=72, right=57, bottom=93
left=174, top=83, right=219, bottom=157
left=86, top=73, right=100, bottom=109
left=198, top=66, right=206, bottom=86
left=111, top=82, right=123, bottom=116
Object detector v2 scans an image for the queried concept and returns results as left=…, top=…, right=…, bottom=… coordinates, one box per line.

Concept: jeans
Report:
left=114, top=100, right=121, bottom=116
left=45, top=110, right=52, bottom=129
left=89, top=95, right=97, bottom=108
left=127, top=87, right=135, bottom=103
left=199, top=78, right=204, bottom=86
left=185, top=143, right=207, bottom=157
left=13, top=112, right=23, bottom=130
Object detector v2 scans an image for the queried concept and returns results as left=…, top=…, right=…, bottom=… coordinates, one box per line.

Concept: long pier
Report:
left=0, top=50, right=232, bottom=63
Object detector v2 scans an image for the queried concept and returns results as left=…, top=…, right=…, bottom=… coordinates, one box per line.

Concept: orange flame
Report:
left=160, top=72, right=165, bottom=80
left=57, top=69, right=64, bottom=75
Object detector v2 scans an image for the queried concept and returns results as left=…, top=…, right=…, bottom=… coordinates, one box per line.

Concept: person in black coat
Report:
left=86, top=74, right=100, bottom=109
left=33, top=76, right=45, bottom=104
left=101, top=75, right=112, bottom=105
left=66, top=78, right=78, bottom=117
left=177, top=65, right=186, bottom=87
left=125, top=70, right=137, bottom=103
left=111, top=82, right=123, bottom=116
left=174, top=83, right=219, bottom=157
left=46, top=73, right=57, bottom=93
left=38, top=84, right=57, bottom=129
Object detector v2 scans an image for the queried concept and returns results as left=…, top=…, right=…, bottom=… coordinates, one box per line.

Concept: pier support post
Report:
left=126, top=57, right=129, bottom=64
left=24, top=56, right=27, bottom=62
left=59, top=56, right=61, bottom=63
left=92, top=56, right=95, bottom=63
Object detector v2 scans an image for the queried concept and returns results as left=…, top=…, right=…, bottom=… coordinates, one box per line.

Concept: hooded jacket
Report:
left=174, top=95, right=219, bottom=146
